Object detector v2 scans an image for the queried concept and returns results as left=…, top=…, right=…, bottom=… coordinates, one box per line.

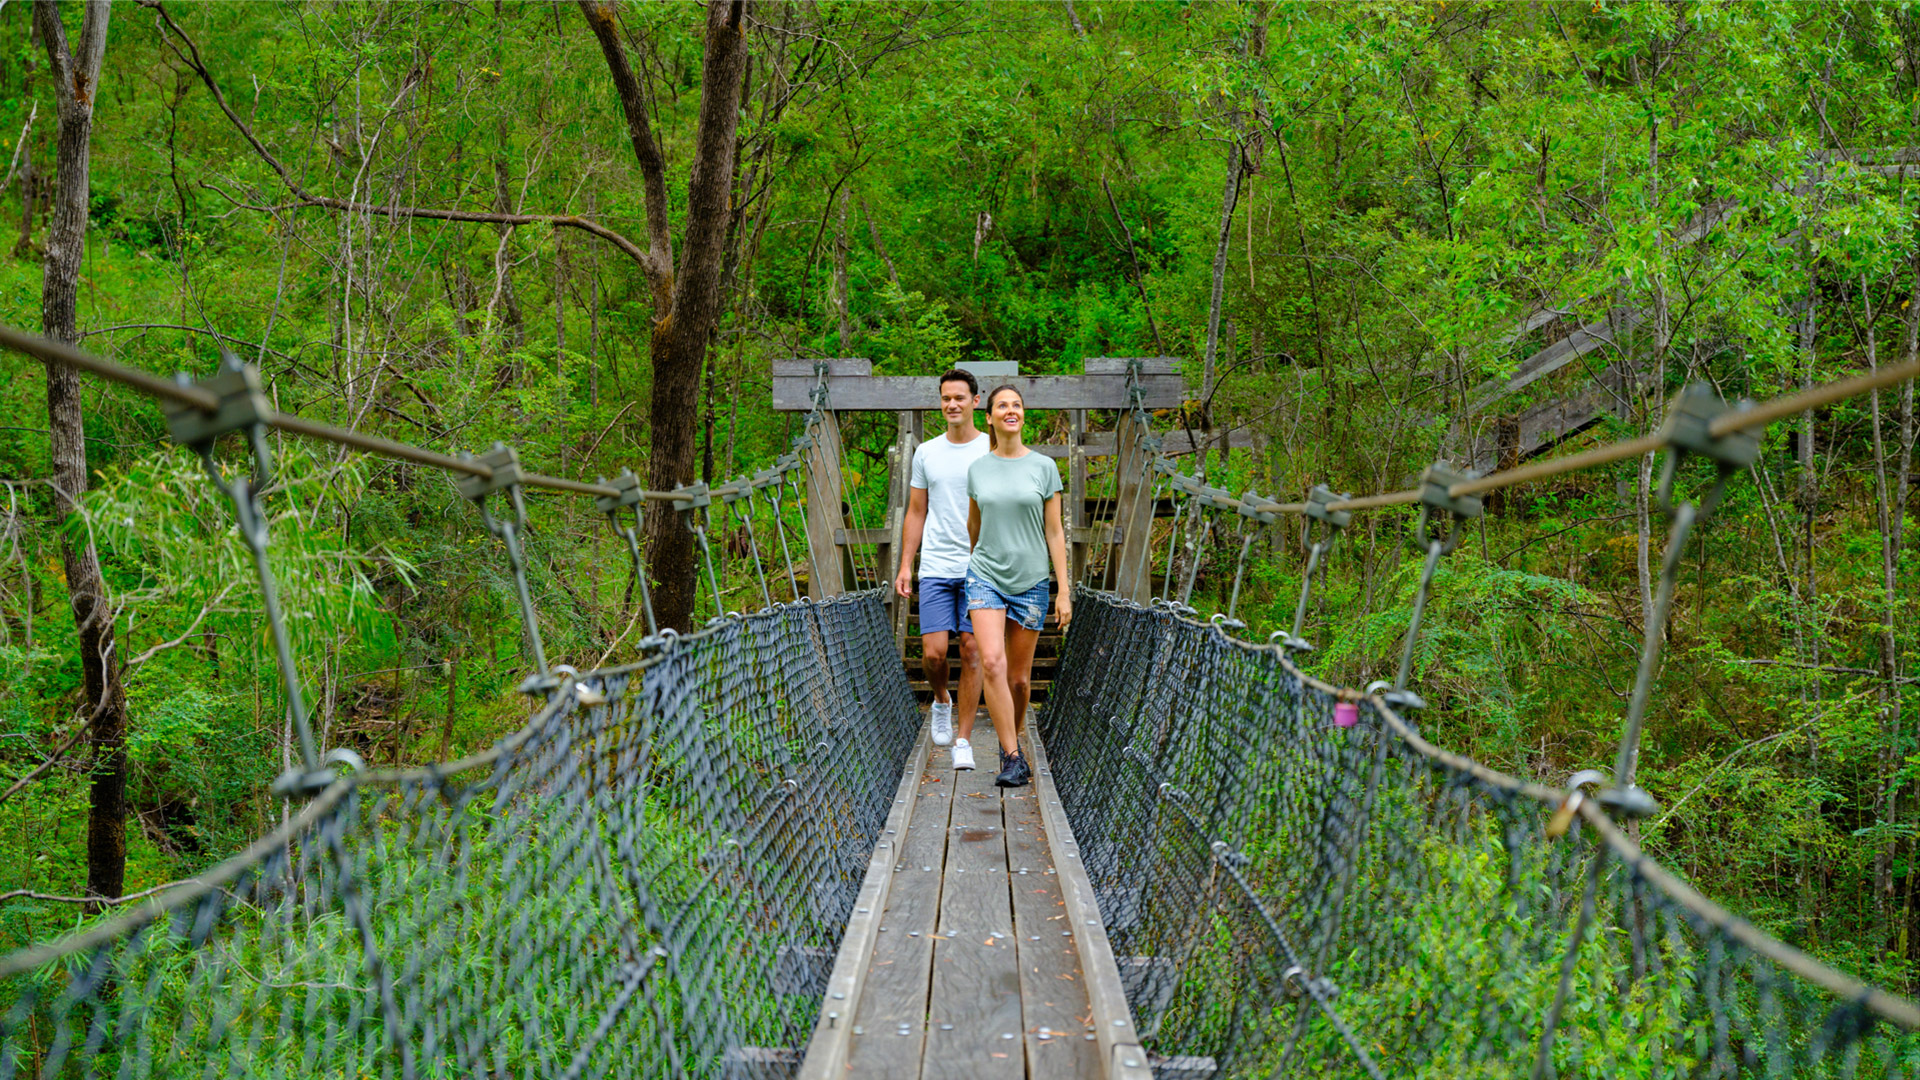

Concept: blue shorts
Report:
left=965, top=572, right=1051, bottom=632
left=918, top=577, right=969, bottom=636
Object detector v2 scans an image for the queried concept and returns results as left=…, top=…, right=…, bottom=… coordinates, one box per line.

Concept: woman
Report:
left=965, top=384, right=1072, bottom=788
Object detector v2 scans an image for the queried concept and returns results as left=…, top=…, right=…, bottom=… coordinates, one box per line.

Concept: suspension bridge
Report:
left=2, top=325, right=1919, bottom=1079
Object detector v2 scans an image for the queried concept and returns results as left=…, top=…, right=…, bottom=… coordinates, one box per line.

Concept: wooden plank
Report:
left=1004, top=773, right=1101, bottom=1080
left=773, top=358, right=875, bottom=378
left=885, top=411, right=915, bottom=651
left=776, top=358, right=1175, bottom=379
left=843, top=739, right=958, bottom=1077
left=797, top=730, right=932, bottom=1080
left=801, top=413, right=847, bottom=598
left=773, top=374, right=1185, bottom=412
left=957, top=360, right=1020, bottom=380
left=1083, top=357, right=1180, bottom=375
left=1028, top=731, right=1152, bottom=1080
left=1108, top=419, right=1154, bottom=602
left=1030, top=431, right=1258, bottom=459
left=922, top=757, right=1023, bottom=1080
left=1069, top=411, right=1089, bottom=584
left=1462, top=307, right=1644, bottom=414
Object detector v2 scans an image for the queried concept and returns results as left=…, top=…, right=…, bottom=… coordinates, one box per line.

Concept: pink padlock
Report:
left=1334, top=701, right=1359, bottom=728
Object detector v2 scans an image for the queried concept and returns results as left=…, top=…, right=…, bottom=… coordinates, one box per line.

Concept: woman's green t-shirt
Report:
left=965, top=449, right=1062, bottom=595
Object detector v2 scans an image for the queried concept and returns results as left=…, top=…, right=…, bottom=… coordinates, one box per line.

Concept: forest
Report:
left=1, top=0, right=1919, bottom=1010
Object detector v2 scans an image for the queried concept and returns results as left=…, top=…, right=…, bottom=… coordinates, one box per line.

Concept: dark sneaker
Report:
left=994, top=748, right=1032, bottom=788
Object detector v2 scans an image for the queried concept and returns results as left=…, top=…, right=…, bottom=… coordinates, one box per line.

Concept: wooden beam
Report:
left=1464, top=359, right=1650, bottom=474
left=800, top=413, right=847, bottom=598
left=1109, top=419, right=1154, bottom=601
left=885, top=411, right=914, bottom=652
left=1458, top=200, right=1736, bottom=418
left=1027, top=430, right=1259, bottom=459
left=1069, top=410, right=1089, bottom=584
left=1463, top=308, right=1644, bottom=414
left=772, top=358, right=1185, bottom=412
left=774, top=373, right=1185, bottom=412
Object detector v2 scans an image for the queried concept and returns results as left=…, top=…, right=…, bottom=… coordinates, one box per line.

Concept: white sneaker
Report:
left=930, top=701, right=954, bottom=746
left=951, top=738, right=975, bottom=771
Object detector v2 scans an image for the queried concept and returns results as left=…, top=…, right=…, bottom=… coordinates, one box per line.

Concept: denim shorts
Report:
left=917, top=577, right=968, bottom=636
left=964, top=572, right=1051, bottom=632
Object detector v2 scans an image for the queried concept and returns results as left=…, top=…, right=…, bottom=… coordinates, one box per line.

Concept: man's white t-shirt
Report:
left=910, top=430, right=992, bottom=580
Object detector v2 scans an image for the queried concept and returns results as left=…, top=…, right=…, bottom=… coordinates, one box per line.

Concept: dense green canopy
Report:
left=2, top=0, right=1919, bottom=997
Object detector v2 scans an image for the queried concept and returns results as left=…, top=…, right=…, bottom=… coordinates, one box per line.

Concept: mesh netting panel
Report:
left=1039, top=587, right=1920, bottom=1079
left=0, top=590, right=916, bottom=1080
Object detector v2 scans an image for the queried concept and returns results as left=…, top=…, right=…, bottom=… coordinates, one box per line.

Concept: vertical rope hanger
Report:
left=1532, top=386, right=1758, bottom=1080
left=457, top=443, right=560, bottom=698
left=1363, top=463, right=1482, bottom=715
left=165, top=351, right=364, bottom=796
left=723, top=475, right=773, bottom=610
left=1276, top=485, right=1351, bottom=654
left=595, top=468, right=659, bottom=640
left=1219, top=485, right=1277, bottom=628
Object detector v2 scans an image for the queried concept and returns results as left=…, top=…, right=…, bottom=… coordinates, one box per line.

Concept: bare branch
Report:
left=141, top=0, right=659, bottom=276
left=0, top=718, right=88, bottom=810
left=0, top=877, right=240, bottom=909
left=123, top=582, right=237, bottom=670
left=578, top=0, right=677, bottom=304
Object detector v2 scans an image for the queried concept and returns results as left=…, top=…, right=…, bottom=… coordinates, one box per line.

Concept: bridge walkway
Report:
left=798, top=712, right=1151, bottom=1080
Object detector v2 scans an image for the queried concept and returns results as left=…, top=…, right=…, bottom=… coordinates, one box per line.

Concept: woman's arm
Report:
left=968, top=499, right=981, bottom=549
left=1044, top=493, right=1072, bottom=628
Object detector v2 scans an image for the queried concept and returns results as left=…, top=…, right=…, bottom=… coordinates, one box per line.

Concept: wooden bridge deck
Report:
left=799, top=714, right=1152, bottom=1080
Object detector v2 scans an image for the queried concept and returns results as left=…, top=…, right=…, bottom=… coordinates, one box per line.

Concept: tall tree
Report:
left=580, top=0, right=750, bottom=630
left=34, top=0, right=126, bottom=906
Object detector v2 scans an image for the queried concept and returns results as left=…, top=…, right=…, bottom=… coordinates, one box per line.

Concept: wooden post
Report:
left=883, top=410, right=915, bottom=651
left=803, top=411, right=849, bottom=598
left=1069, top=410, right=1090, bottom=584
left=1110, top=417, right=1154, bottom=601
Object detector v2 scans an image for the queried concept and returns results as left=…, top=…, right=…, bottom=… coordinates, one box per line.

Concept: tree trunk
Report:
left=615, top=0, right=750, bottom=631
left=35, top=0, right=123, bottom=909
left=1871, top=266, right=1919, bottom=948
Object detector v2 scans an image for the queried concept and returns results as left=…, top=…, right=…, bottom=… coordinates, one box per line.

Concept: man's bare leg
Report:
left=954, top=631, right=983, bottom=743
left=922, top=630, right=951, bottom=703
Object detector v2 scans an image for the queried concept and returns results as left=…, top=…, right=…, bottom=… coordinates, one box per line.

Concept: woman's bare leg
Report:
left=1005, top=622, right=1040, bottom=737
left=968, top=607, right=1020, bottom=755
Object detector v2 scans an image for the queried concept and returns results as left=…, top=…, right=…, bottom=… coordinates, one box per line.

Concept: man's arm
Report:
left=968, top=499, right=981, bottom=549
left=894, top=486, right=930, bottom=597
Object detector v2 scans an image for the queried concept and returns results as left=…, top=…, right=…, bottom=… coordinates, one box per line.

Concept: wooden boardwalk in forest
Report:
left=798, top=714, right=1152, bottom=1080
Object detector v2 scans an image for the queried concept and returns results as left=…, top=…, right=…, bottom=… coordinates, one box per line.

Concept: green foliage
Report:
left=0, top=0, right=1916, bottom=1020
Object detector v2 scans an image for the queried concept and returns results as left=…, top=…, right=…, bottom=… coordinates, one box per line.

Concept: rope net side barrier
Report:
left=0, top=592, right=918, bottom=1080
left=1041, top=588, right=1920, bottom=1079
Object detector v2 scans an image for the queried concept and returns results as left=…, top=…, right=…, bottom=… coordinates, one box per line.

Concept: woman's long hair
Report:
left=985, top=384, right=1022, bottom=451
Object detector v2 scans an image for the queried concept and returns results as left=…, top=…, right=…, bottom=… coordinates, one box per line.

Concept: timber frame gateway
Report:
left=769, top=357, right=1252, bottom=650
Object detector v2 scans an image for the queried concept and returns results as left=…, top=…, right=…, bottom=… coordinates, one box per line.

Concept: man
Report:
left=894, top=368, right=992, bottom=769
